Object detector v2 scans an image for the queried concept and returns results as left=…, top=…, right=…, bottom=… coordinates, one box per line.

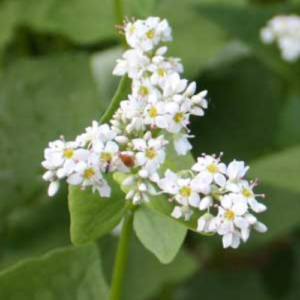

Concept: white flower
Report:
left=42, top=139, right=90, bottom=179
left=158, top=170, right=200, bottom=207
left=133, top=135, right=166, bottom=173
left=260, top=15, right=300, bottom=62
left=192, top=155, right=227, bottom=187
left=173, top=132, right=193, bottom=156
left=226, top=160, right=249, bottom=192
left=132, top=78, right=161, bottom=101
left=172, top=205, right=193, bottom=221
left=211, top=194, right=250, bottom=248
left=165, top=102, right=190, bottom=133
left=90, top=140, right=119, bottom=173
left=113, top=49, right=150, bottom=79
left=67, top=161, right=111, bottom=197
left=238, top=181, right=267, bottom=213
left=42, top=139, right=77, bottom=170
left=124, top=17, right=172, bottom=52
left=77, top=122, right=117, bottom=146
left=197, top=213, right=214, bottom=233
left=143, top=101, right=169, bottom=129
left=190, top=90, right=208, bottom=116
left=163, top=73, right=188, bottom=98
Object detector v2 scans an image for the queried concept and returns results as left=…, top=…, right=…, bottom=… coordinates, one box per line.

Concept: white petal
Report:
left=155, top=116, right=168, bottom=129
left=241, top=228, right=250, bottom=242
left=222, top=233, right=233, bottom=248
left=67, top=174, right=82, bottom=185
left=221, top=195, right=232, bottom=210
left=48, top=181, right=59, bottom=197
left=171, top=206, right=182, bottom=219
left=231, top=233, right=241, bottom=249
left=214, top=173, right=226, bottom=187
left=188, top=192, right=200, bottom=207
left=199, top=196, right=213, bottom=210
left=232, top=202, right=248, bottom=216
left=249, top=198, right=267, bottom=213
left=234, top=217, right=249, bottom=229
left=254, top=222, right=268, bottom=233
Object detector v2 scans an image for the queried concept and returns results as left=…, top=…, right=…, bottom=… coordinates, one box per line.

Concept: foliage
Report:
left=0, top=0, right=299, bottom=299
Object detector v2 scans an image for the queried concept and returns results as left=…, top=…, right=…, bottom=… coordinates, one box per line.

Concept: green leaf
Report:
left=176, top=268, right=266, bottom=300
left=191, top=55, right=282, bottom=161
left=134, top=205, right=187, bottom=264
left=249, top=146, right=300, bottom=194
left=68, top=182, right=126, bottom=245
left=0, top=53, right=108, bottom=216
left=100, top=235, right=198, bottom=300
left=276, top=92, right=300, bottom=148
left=248, top=146, right=300, bottom=245
left=0, top=244, right=108, bottom=300
left=195, top=2, right=300, bottom=81
left=0, top=195, right=70, bottom=270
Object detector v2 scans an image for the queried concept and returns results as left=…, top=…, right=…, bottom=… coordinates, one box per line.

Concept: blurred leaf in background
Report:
left=0, top=0, right=299, bottom=299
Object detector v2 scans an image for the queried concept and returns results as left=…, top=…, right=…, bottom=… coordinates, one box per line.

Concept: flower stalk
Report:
left=108, top=205, right=134, bottom=300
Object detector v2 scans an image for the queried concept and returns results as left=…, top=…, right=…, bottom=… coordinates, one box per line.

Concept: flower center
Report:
left=149, top=106, right=158, bottom=118
left=207, top=163, right=218, bottom=173
left=146, top=29, right=155, bottom=39
left=101, top=152, right=112, bottom=163
left=83, top=167, right=95, bottom=179
left=158, top=68, right=166, bottom=76
left=242, top=188, right=253, bottom=198
left=174, top=112, right=184, bottom=123
left=145, top=147, right=157, bottom=159
left=128, top=25, right=136, bottom=35
left=139, top=86, right=149, bottom=97
left=225, top=210, right=235, bottom=221
left=64, top=148, right=74, bottom=159
left=180, top=186, right=192, bottom=197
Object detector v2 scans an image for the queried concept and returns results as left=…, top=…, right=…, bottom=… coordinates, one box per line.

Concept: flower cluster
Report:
left=260, top=15, right=300, bottom=62
left=158, top=155, right=267, bottom=249
left=42, top=16, right=267, bottom=248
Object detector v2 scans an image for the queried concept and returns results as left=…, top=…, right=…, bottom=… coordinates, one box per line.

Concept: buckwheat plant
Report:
left=260, top=15, right=300, bottom=62
left=42, top=16, right=267, bottom=300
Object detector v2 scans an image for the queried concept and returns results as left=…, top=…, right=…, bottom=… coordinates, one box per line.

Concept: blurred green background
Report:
left=0, top=0, right=300, bottom=299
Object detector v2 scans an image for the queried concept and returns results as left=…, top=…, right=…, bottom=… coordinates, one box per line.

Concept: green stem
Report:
left=109, top=206, right=134, bottom=300
left=100, top=76, right=130, bottom=124
left=114, top=0, right=124, bottom=25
